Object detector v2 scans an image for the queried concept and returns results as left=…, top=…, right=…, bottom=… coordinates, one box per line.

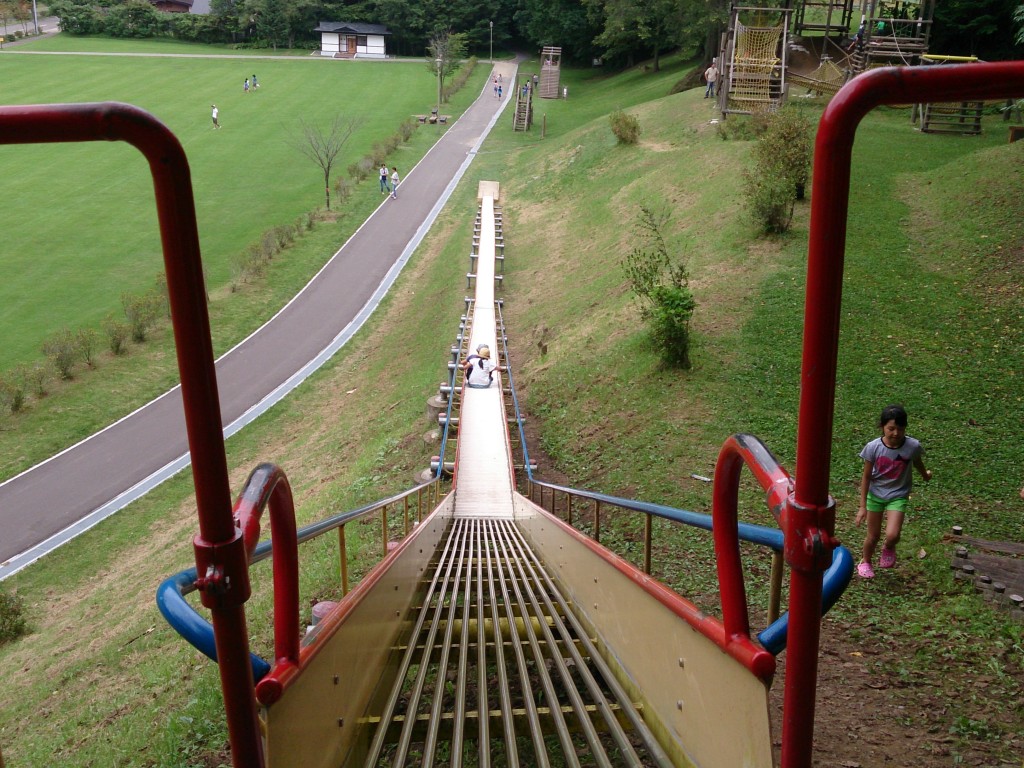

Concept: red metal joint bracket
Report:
left=193, top=530, right=252, bottom=611
left=783, top=493, right=838, bottom=574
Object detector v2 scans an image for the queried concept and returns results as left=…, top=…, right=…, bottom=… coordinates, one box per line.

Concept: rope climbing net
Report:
left=735, top=20, right=782, bottom=72
left=791, top=57, right=849, bottom=96
left=729, top=21, right=784, bottom=111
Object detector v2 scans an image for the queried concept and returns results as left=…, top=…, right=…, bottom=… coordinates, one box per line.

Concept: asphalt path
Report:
left=0, top=60, right=518, bottom=577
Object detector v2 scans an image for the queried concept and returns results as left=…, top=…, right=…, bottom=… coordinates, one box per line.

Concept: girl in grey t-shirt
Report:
left=854, top=404, right=931, bottom=579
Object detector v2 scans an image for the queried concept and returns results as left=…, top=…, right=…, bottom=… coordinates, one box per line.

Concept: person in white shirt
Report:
left=463, top=345, right=496, bottom=388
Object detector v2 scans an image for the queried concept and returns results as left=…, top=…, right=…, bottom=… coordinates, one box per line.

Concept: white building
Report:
left=314, top=21, right=390, bottom=59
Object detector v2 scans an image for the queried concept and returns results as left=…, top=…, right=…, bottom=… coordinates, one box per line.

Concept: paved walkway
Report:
left=0, top=59, right=520, bottom=577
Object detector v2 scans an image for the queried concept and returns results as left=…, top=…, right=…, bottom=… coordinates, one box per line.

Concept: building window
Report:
left=357, top=35, right=367, bottom=47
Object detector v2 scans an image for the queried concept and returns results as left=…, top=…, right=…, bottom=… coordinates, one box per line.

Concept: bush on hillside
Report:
left=122, top=292, right=162, bottom=343
left=743, top=106, right=813, bottom=233
left=25, top=361, right=49, bottom=397
left=103, top=316, right=131, bottom=355
left=42, top=327, right=80, bottom=380
left=610, top=110, right=641, bottom=144
left=621, top=205, right=695, bottom=369
left=77, top=328, right=99, bottom=367
left=0, top=586, right=27, bottom=644
left=0, top=371, right=27, bottom=414
left=742, top=167, right=796, bottom=234
left=754, top=106, right=813, bottom=196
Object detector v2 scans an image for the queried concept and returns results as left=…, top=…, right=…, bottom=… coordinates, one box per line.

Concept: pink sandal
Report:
left=857, top=561, right=875, bottom=579
left=879, top=547, right=897, bottom=568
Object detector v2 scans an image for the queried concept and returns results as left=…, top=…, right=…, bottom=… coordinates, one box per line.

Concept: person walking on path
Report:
left=390, top=167, right=400, bottom=199
left=211, top=104, right=220, bottom=129
left=379, top=164, right=390, bottom=194
left=704, top=61, right=719, bottom=98
left=493, top=77, right=498, bottom=97
left=854, top=404, right=932, bottom=579
left=497, top=84, right=503, bottom=99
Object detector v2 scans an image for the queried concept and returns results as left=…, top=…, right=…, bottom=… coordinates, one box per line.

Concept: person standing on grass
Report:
left=244, top=78, right=250, bottom=94
left=704, top=61, right=719, bottom=98
left=379, top=163, right=390, bottom=195
left=252, top=74, right=259, bottom=89
left=854, top=404, right=932, bottom=579
left=211, top=104, right=220, bottom=128
left=390, top=167, right=399, bottom=199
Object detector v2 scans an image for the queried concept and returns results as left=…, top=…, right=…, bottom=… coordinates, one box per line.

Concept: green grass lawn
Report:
left=0, top=46, right=452, bottom=372
left=1, top=45, right=1022, bottom=766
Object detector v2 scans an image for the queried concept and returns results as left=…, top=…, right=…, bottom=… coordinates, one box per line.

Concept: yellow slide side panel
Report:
left=262, top=494, right=455, bottom=768
left=513, top=494, right=774, bottom=768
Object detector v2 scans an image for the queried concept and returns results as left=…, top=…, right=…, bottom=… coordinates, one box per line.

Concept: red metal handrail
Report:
left=712, top=433, right=798, bottom=647
left=0, top=102, right=262, bottom=766
left=231, top=464, right=301, bottom=677
left=784, top=60, right=1024, bottom=768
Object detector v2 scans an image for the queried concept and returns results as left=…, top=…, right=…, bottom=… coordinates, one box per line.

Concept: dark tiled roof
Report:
left=314, top=21, right=391, bottom=36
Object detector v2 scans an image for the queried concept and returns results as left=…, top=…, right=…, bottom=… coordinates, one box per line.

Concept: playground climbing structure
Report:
left=848, top=0, right=936, bottom=73
left=720, top=6, right=792, bottom=116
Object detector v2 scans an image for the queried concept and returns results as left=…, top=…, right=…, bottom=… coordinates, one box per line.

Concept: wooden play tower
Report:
left=848, top=0, right=936, bottom=73
left=538, top=46, right=562, bottom=99
left=792, top=0, right=854, bottom=36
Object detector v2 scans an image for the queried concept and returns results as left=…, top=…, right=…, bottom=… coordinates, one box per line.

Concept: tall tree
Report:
left=254, top=0, right=288, bottom=49
left=930, top=0, right=1018, bottom=60
left=426, top=28, right=467, bottom=106
left=292, top=115, right=364, bottom=210
left=588, top=0, right=690, bottom=70
left=516, top=0, right=601, bottom=62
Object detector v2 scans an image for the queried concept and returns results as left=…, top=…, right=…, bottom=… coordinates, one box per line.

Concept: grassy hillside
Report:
left=1, top=49, right=1022, bottom=766
left=0, top=47, right=450, bottom=372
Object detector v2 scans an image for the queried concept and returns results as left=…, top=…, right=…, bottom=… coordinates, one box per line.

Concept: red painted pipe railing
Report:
left=231, top=464, right=301, bottom=679
left=784, top=61, right=1024, bottom=768
left=712, top=433, right=795, bottom=647
left=0, top=102, right=263, bottom=767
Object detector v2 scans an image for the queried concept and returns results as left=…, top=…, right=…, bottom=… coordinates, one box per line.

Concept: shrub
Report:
left=742, top=167, right=796, bottom=234
left=0, top=586, right=27, bottom=644
left=25, top=361, right=49, bottom=397
left=753, top=106, right=813, bottom=196
left=347, top=156, right=374, bottom=182
left=121, top=292, right=161, bottom=343
left=610, top=110, right=641, bottom=145
left=42, top=327, right=79, bottom=380
left=334, top=176, right=354, bottom=207
left=103, top=316, right=131, bottom=355
left=743, top=106, right=813, bottom=232
left=621, top=205, right=695, bottom=369
left=647, top=285, right=696, bottom=369
left=399, top=119, right=417, bottom=142
left=0, top=371, right=27, bottom=414
left=77, top=328, right=99, bottom=367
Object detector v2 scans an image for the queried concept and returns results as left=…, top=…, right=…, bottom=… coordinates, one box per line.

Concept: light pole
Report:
left=489, top=21, right=493, bottom=63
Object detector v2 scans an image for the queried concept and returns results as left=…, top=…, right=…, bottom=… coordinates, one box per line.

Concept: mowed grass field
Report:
left=0, top=46, right=453, bottom=371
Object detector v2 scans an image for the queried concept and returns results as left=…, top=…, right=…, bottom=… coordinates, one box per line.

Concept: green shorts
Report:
left=866, top=491, right=908, bottom=514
